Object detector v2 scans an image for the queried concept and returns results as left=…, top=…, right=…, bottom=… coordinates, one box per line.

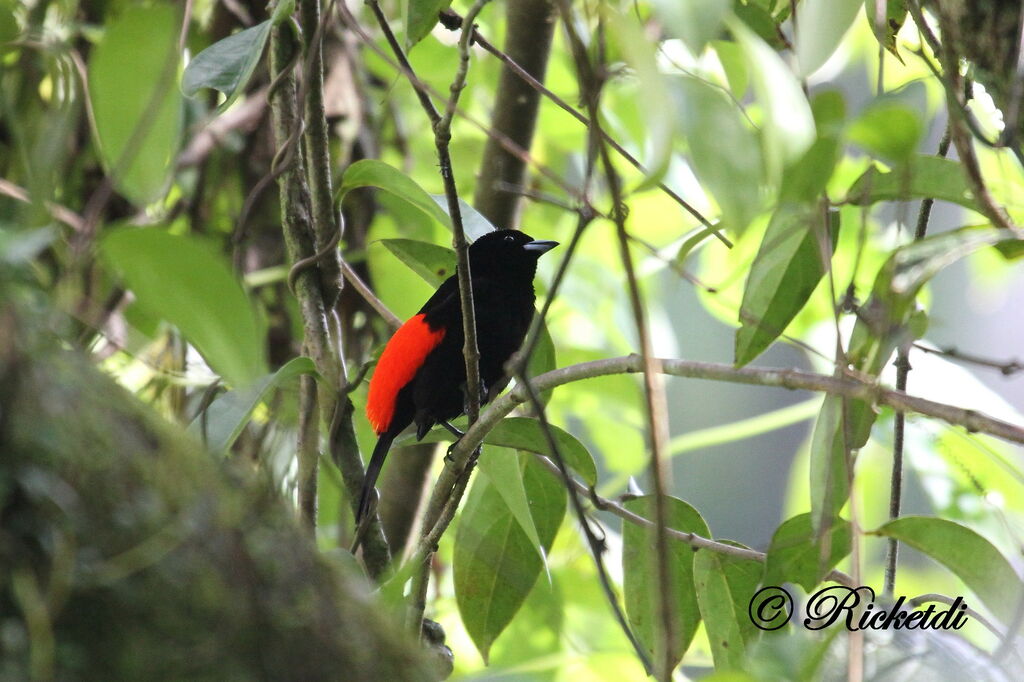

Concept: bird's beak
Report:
left=523, top=240, right=558, bottom=254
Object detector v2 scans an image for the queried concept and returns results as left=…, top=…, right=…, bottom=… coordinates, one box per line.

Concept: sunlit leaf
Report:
left=653, top=0, right=731, bottom=56
left=866, top=0, right=907, bottom=62
left=89, top=3, right=182, bottom=205
left=763, top=513, right=851, bottom=592
left=101, top=227, right=267, bottom=386
left=407, top=0, right=452, bottom=47
left=455, top=452, right=565, bottom=662
left=847, top=102, right=923, bottom=163
left=672, top=76, right=764, bottom=233
left=429, top=195, right=496, bottom=240
left=623, top=496, right=709, bottom=668
left=872, top=516, right=1024, bottom=623
left=794, top=0, right=863, bottom=77
left=337, top=160, right=452, bottom=228
left=847, top=156, right=976, bottom=210
left=190, top=356, right=317, bottom=453
left=693, top=549, right=753, bottom=671
left=381, top=238, right=456, bottom=287
left=478, top=447, right=546, bottom=564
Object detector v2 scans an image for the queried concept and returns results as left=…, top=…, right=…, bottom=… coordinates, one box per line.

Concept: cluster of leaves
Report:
left=2, top=0, right=1024, bottom=678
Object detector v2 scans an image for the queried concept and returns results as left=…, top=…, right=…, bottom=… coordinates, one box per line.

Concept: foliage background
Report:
left=2, top=0, right=1024, bottom=679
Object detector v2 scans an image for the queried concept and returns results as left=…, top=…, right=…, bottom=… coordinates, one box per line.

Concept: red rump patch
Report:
left=366, top=314, right=446, bottom=434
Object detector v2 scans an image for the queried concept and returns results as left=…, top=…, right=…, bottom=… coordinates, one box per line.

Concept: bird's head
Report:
left=468, top=229, right=558, bottom=281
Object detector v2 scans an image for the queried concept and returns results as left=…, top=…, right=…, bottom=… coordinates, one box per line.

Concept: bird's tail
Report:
left=356, top=433, right=394, bottom=525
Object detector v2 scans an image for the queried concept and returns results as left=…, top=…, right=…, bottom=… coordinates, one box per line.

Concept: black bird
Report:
left=358, top=229, right=557, bottom=525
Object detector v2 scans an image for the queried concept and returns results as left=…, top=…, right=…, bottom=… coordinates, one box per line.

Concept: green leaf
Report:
left=846, top=102, right=923, bottom=162
left=794, top=0, right=864, bottom=77
left=872, top=517, right=1023, bottom=623
left=455, top=452, right=565, bottom=662
left=622, top=496, right=710, bottom=669
left=735, top=203, right=839, bottom=366
left=429, top=195, right=496, bottom=240
left=182, top=21, right=272, bottom=112
left=848, top=226, right=1016, bottom=372
left=847, top=156, right=977, bottom=210
left=763, top=514, right=851, bottom=592
left=101, top=227, right=267, bottom=386
left=733, top=3, right=786, bottom=49
left=653, top=0, right=731, bottom=56
left=729, top=17, right=815, bottom=177
left=89, top=3, right=182, bottom=205
left=693, top=550, right=749, bottom=671
left=337, top=160, right=452, bottom=228
left=866, top=0, right=907, bottom=62
left=406, top=0, right=452, bottom=47
left=380, top=238, right=456, bottom=287
left=808, top=396, right=873, bottom=533
left=478, top=447, right=546, bottom=564
left=672, top=76, right=764, bottom=233
left=0, top=1, right=18, bottom=47
left=525, top=323, right=557, bottom=407
left=190, top=357, right=317, bottom=453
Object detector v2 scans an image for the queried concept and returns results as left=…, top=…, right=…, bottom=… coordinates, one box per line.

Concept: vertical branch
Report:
left=471, top=0, right=556, bottom=227
left=555, top=3, right=674, bottom=677
left=296, top=372, right=319, bottom=531
left=883, top=125, right=952, bottom=597
left=268, top=13, right=391, bottom=576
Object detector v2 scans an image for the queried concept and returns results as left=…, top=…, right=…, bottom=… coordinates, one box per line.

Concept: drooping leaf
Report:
left=478, top=447, right=546, bottom=564
left=693, top=549, right=752, bottom=671
left=847, top=156, right=977, bottom=210
left=794, top=0, right=864, bottom=77
left=190, top=356, right=317, bottom=453
left=429, top=195, right=496, bottom=240
left=808, top=396, right=874, bottom=533
left=455, top=452, right=565, bottom=662
left=381, top=238, right=457, bottom=287
left=735, top=201, right=840, bottom=367
left=763, top=514, right=851, bottom=592
left=733, top=3, right=786, bottom=49
left=671, top=76, right=764, bottom=234
left=407, top=0, right=453, bottom=47
left=847, top=101, right=924, bottom=163
left=337, top=160, right=452, bottom=228
left=622, top=496, right=710, bottom=669
left=866, top=0, right=907, bottom=62
left=729, top=17, right=816, bottom=178
left=653, top=0, right=731, bottom=56
left=872, top=516, right=1024, bottom=623
left=89, top=3, right=182, bottom=205
left=525, top=322, right=558, bottom=407
left=101, top=227, right=267, bottom=386
left=182, top=21, right=272, bottom=112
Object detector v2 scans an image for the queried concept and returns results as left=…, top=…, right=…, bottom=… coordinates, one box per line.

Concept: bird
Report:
left=356, top=229, right=558, bottom=526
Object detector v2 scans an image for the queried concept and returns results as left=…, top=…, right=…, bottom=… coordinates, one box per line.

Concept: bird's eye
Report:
left=504, top=234, right=515, bottom=243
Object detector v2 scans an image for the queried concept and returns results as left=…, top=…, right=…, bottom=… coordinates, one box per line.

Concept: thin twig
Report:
left=913, top=343, right=1024, bottom=376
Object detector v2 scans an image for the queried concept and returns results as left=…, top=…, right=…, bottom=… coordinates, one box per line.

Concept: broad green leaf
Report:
left=846, top=102, right=923, bottom=162
left=729, top=17, right=815, bottom=177
left=455, top=452, right=565, bottom=662
left=429, top=195, right=496, bottom=240
left=182, top=21, right=272, bottom=112
left=190, top=356, right=317, bottom=453
left=654, top=0, right=731, bottom=56
left=101, top=227, right=267, bottom=386
left=735, top=199, right=839, bottom=367
left=623, top=496, right=710, bottom=669
left=381, top=238, right=456, bottom=287
left=672, top=76, right=764, bottom=233
left=478, top=447, right=546, bottom=564
left=337, top=160, right=452, bottom=228
left=866, top=0, right=907, bottom=62
left=0, top=1, right=17, bottom=47
left=610, top=8, right=675, bottom=190
left=488, top=577, right=563, bottom=675
left=848, top=226, right=1017, bottom=372
left=693, top=550, right=748, bottom=671
left=407, top=0, right=452, bottom=47
left=718, top=544, right=765, bottom=644
left=90, top=3, right=182, bottom=205
left=525, top=323, right=557, bottom=407
left=763, top=514, right=851, bottom=592
left=847, top=156, right=976, bottom=210
left=794, top=0, right=864, bottom=77
left=808, top=396, right=873, bottom=533
left=873, top=516, right=1023, bottom=623
left=712, top=40, right=749, bottom=98
left=733, top=3, right=786, bottom=49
